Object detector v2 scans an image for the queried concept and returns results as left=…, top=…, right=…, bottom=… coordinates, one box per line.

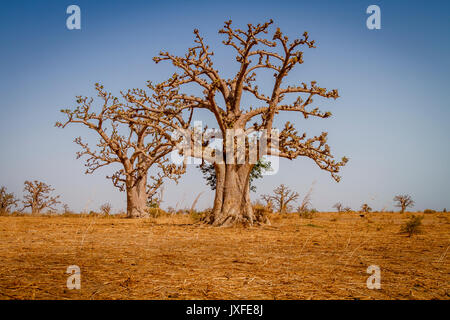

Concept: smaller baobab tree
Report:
left=56, top=84, right=184, bottom=218
left=22, top=180, right=61, bottom=214
left=262, top=184, right=299, bottom=213
left=62, top=204, right=72, bottom=214
left=0, top=186, right=19, bottom=214
left=393, top=194, right=414, bottom=213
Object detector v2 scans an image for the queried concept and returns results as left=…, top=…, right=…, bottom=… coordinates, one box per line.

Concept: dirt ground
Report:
left=0, top=212, right=448, bottom=300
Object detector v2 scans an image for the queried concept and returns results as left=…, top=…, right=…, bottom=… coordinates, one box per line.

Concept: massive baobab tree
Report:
left=128, top=20, right=348, bottom=226
left=22, top=180, right=60, bottom=214
left=393, top=194, right=414, bottom=213
left=56, top=84, right=184, bottom=218
left=0, top=186, right=19, bottom=214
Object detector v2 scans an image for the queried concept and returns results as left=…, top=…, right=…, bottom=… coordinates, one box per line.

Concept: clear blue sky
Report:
left=0, top=0, right=449, bottom=213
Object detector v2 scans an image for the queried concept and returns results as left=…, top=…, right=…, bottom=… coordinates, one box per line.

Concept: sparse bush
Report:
left=423, top=209, right=436, bottom=214
left=46, top=209, right=56, bottom=215
left=297, top=182, right=316, bottom=214
left=190, top=209, right=206, bottom=222
left=253, top=200, right=273, bottom=214
left=401, top=215, right=424, bottom=237
left=147, top=201, right=160, bottom=209
left=298, top=208, right=316, bottom=219
left=252, top=202, right=271, bottom=224
left=166, top=206, right=176, bottom=214
left=100, top=203, right=112, bottom=215
left=360, top=204, right=372, bottom=213
left=148, top=207, right=168, bottom=218
left=333, top=203, right=352, bottom=213
left=175, top=209, right=186, bottom=215
left=9, top=211, right=25, bottom=217
left=333, top=202, right=343, bottom=213
left=62, top=204, right=73, bottom=215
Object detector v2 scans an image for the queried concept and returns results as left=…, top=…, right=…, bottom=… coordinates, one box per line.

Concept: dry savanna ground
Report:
left=0, top=211, right=449, bottom=300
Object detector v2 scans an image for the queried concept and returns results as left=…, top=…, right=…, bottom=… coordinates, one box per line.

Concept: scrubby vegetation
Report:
left=360, top=203, right=372, bottom=213
left=401, top=215, right=424, bottom=237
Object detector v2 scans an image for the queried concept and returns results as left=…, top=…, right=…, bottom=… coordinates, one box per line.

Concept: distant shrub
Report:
left=423, top=209, right=436, bottom=214
left=333, top=202, right=343, bottom=213
left=443, top=208, right=447, bottom=213
left=190, top=209, right=206, bottom=222
left=166, top=206, right=176, bottom=214
left=401, top=215, right=424, bottom=237
left=173, top=209, right=186, bottom=215
left=62, top=204, right=73, bottom=215
left=10, top=211, right=25, bottom=217
left=253, top=201, right=272, bottom=212
left=100, top=203, right=112, bottom=215
left=148, top=207, right=168, bottom=218
left=298, top=208, right=316, bottom=219
left=252, top=203, right=271, bottom=224
left=360, top=204, right=372, bottom=213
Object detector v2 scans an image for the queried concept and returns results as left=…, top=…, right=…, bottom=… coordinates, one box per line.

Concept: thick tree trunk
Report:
left=205, top=164, right=269, bottom=226
left=31, top=203, right=39, bottom=215
left=126, top=175, right=148, bottom=218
